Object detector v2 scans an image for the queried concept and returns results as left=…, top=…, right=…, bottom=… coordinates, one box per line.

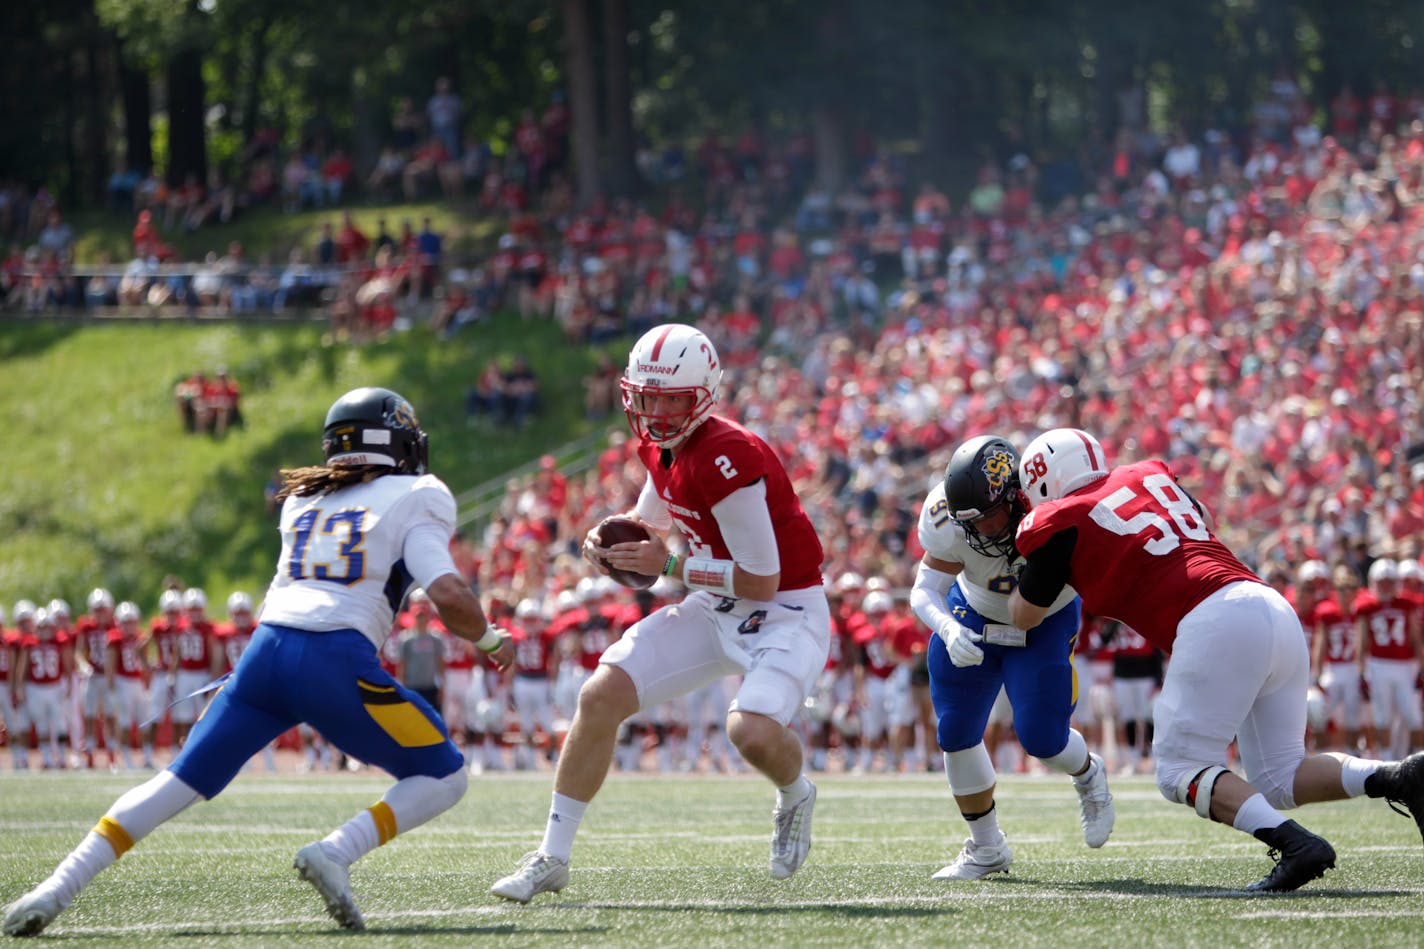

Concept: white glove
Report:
left=943, top=619, right=984, bottom=668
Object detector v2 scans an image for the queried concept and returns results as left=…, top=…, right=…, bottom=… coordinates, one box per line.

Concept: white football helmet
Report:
left=833, top=571, right=865, bottom=596
left=87, top=587, right=115, bottom=612
left=1305, top=686, right=1328, bottom=732
left=1399, top=558, right=1423, bottom=584
left=621, top=323, right=722, bottom=448
left=1367, top=558, right=1399, bottom=587
left=13, top=599, right=36, bottom=625
left=47, top=598, right=71, bottom=620
left=1019, top=428, right=1110, bottom=507
left=115, top=601, right=142, bottom=624
left=863, top=590, right=893, bottom=614
left=1296, top=559, right=1329, bottom=586
left=227, top=591, right=254, bottom=616
left=159, top=589, right=184, bottom=613
left=33, top=607, right=54, bottom=629
left=183, top=587, right=207, bottom=610
left=515, top=598, right=543, bottom=621
left=555, top=589, right=581, bottom=613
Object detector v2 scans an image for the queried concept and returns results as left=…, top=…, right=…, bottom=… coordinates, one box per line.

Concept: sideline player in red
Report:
left=493, top=323, right=830, bottom=902
left=16, top=608, right=73, bottom=770
left=1008, top=428, right=1424, bottom=893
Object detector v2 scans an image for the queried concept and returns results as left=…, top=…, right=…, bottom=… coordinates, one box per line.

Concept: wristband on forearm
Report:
left=475, top=626, right=503, bottom=653
left=681, top=556, right=737, bottom=597
left=663, top=553, right=680, bottom=577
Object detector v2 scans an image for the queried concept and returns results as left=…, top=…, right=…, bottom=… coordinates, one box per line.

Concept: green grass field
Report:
left=0, top=316, right=622, bottom=608
left=3, top=770, right=1423, bottom=947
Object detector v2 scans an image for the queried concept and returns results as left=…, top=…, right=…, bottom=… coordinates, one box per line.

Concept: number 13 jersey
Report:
left=1014, top=459, right=1259, bottom=652
left=261, top=474, right=459, bottom=648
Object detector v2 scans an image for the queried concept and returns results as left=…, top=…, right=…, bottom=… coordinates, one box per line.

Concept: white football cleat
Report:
left=293, top=843, right=364, bottom=930
left=932, top=838, right=1013, bottom=880
left=2, top=890, right=62, bottom=937
left=1075, top=753, right=1115, bottom=848
left=769, top=781, right=817, bottom=880
left=491, top=851, right=570, bottom=903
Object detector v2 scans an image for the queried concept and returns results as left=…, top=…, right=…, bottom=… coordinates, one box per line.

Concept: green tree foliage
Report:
left=3, top=1, right=1423, bottom=206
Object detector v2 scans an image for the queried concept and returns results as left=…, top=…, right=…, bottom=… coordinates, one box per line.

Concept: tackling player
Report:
left=1008, top=427, right=1424, bottom=893
left=492, top=324, right=830, bottom=902
left=912, top=435, right=1113, bottom=881
left=2, top=386, right=514, bottom=936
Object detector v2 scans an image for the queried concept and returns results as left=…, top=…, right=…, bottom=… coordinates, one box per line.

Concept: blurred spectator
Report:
left=202, top=368, right=242, bottom=437
left=174, top=371, right=207, bottom=433
left=427, top=77, right=463, bottom=158
left=583, top=351, right=621, bottom=420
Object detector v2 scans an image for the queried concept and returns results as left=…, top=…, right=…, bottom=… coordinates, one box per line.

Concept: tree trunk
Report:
left=240, top=19, right=271, bottom=148
left=811, top=103, right=847, bottom=194
left=563, top=0, right=601, bottom=208
left=166, top=43, right=207, bottom=187
left=118, top=42, right=153, bottom=175
left=85, top=36, right=109, bottom=204
left=61, top=48, right=79, bottom=207
left=602, top=0, right=636, bottom=199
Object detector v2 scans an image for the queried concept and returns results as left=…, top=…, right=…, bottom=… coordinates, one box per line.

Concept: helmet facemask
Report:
left=955, top=495, right=1025, bottom=559
left=621, top=380, right=716, bottom=448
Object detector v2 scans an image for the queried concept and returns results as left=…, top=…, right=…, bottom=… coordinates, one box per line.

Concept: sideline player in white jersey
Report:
left=493, top=324, right=830, bottom=903
left=910, top=435, right=1114, bottom=880
left=3, top=387, right=514, bottom=937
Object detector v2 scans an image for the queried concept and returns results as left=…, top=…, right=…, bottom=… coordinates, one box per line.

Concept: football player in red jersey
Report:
left=170, top=589, right=219, bottom=749
left=509, top=598, right=559, bottom=770
left=144, top=590, right=185, bottom=763
left=1009, top=428, right=1424, bottom=893
left=5, top=602, right=38, bottom=770
left=1357, top=559, right=1424, bottom=758
left=1312, top=564, right=1370, bottom=754
left=16, top=608, right=73, bottom=770
left=107, top=602, right=153, bottom=770
left=493, top=324, right=830, bottom=903
left=74, top=589, right=118, bottom=770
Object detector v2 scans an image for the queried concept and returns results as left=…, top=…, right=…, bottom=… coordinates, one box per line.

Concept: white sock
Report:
left=777, top=775, right=813, bottom=808
left=1339, top=755, right=1383, bottom=798
left=965, top=804, right=1005, bottom=848
left=539, top=792, right=588, bottom=862
left=1231, top=792, right=1286, bottom=834
left=322, top=811, right=380, bottom=868
left=1072, top=755, right=1100, bottom=787
left=40, top=832, right=119, bottom=909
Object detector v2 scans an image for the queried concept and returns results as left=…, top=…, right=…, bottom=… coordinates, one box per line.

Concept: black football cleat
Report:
left=1364, top=751, right=1424, bottom=844
left=1245, top=820, right=1336, bottom=893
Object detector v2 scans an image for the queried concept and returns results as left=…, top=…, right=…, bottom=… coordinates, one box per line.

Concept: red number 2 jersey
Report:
left=636, top=415, right=823, bottom=592
left=1016, top=459, right=1260, bottom=653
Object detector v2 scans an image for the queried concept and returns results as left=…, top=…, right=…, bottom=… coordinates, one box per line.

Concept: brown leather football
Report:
left=595, top=515, right=658, bottom=589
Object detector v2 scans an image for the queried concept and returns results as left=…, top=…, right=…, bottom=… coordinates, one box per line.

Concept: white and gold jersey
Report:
left=916, top=481, right=1077, bottom=624
left=260, top=473, right=459, bottom=648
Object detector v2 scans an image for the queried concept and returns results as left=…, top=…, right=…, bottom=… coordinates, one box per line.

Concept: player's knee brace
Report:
left=1161, top=764, right=1228, bottom=819
left=944, top=742, right=997, bottom=796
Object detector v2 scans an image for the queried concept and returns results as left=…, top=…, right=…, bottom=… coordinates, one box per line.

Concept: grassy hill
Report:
left=0, top=313, right=623, bottom=612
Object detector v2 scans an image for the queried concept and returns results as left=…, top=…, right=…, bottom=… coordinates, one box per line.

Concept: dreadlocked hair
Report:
left=276, top=464, right=392, bottom=501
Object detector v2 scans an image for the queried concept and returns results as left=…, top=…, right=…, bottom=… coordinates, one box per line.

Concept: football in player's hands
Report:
left=594, top=515, right=658, bottom=590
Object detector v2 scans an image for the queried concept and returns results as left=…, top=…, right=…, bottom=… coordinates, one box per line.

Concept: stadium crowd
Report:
left=4, top=72, right=1424, bottom=773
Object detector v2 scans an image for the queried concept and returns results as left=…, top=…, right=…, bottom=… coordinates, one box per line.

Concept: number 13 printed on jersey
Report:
left=288, top=507, right=369, bottom=584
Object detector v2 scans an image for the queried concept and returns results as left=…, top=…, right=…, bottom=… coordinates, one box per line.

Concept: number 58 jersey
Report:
left=1014, top=459, right=1260, bottom=653
left=260, top=474, right=459, bottom=649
